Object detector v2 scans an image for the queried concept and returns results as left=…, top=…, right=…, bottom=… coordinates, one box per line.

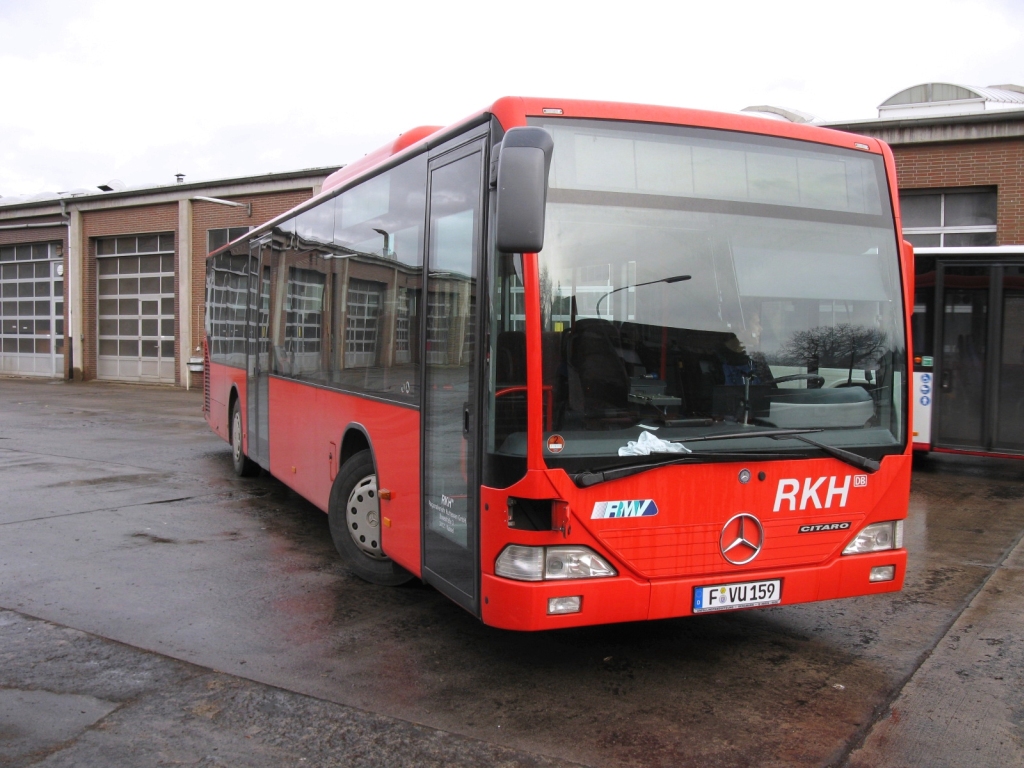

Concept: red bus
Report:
left=204, top=97, right=913, bottom=630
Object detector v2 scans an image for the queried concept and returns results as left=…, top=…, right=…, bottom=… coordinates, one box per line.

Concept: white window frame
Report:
left=902, top=190, right=997, bottom=247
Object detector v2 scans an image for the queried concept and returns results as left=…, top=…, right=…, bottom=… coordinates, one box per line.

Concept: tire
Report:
left=230, top=401, right=261, bottom=478
left=328, top=449, right=413, bottom=586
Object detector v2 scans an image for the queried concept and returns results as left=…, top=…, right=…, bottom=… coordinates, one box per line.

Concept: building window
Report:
left=97, top=233, right=175, bottom=256
left=901, top=189, right=997, bottom=247
left=207, top=227, right=250, bottom=255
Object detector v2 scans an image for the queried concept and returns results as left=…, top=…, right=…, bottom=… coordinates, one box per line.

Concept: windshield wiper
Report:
left=665, top=427, right=878, bottom=473
left=672, top=427, right=825, bottom=443
left=770, top=432, right=880, bottom=473
left=572, top=427, right=879, bottom=487
left=573, top=451, right=794, bottom=487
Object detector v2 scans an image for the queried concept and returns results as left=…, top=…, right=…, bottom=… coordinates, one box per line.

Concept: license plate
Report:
left=693, top=579, right=782, bottom=613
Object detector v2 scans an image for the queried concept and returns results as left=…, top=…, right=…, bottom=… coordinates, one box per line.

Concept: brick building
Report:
left=828, top=82, right=1024, bottom=248
left=0, top=169, right=336, bottom=386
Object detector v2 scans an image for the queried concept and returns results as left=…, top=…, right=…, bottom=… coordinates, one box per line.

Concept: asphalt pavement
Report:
left=0, top=378, right=1021, bottom=767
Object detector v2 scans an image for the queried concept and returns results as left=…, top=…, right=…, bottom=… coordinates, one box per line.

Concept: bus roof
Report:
left=320, top=97, right=887, bottom=194
left=214, top=96, right=891, bottom=259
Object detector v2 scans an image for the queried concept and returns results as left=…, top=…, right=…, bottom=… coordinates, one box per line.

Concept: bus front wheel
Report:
left=328, top=450, right=413, bottom=586
left=230, top=401, right=260, bottom=478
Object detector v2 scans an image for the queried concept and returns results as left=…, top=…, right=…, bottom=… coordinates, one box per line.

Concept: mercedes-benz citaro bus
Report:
left=204, top=97, right=913, bottom=630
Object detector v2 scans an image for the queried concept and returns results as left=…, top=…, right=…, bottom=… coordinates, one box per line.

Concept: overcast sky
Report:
left=1, top=0, right=1021, bottom=198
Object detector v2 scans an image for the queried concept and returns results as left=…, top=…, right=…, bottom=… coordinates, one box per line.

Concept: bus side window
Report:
left=267, top=199, right=333, bottom=382
left=284, top=264, right=327, bottom=379
left=259, top=154, right=428, bottom=404
left=328, top=154, right=427, bottom=404
left=484, top=251, right=529, bottom=487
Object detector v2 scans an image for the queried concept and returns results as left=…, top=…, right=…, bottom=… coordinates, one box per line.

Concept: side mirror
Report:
left=495, top=127, right=554, bottom=254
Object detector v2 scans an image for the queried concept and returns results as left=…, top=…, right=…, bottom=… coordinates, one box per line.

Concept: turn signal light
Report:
left=495, top=545, right=616, bottom=581
left=494, top=545, right=544, bottom=581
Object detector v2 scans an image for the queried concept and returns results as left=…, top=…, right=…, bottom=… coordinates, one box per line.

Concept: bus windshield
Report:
left=513, top=118, right=906, bottom=464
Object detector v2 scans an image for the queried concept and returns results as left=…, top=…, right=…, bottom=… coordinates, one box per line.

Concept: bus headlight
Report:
left=545, top=546, right=616, bottom=579
left=843, top=521, right=904, bottom=555
left=495, top=545, right=617, bottom=581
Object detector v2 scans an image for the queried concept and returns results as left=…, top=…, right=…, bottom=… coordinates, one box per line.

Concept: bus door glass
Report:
left=421, top=137, right=486, bottom=612
left=933, top=261, right=1024, bottom=454
left=245, top=238, right=273, bottom=468
left=937, top=264, right=991, bottom=447
left=996, top=265, right=1024, bottom=452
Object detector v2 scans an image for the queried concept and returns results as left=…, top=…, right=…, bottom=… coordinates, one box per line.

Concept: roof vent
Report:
left=175, top=173, right=185, bottom=184
left=97, top=179, right=126, bottom=193
left=741, top=105, right=822, bottom=124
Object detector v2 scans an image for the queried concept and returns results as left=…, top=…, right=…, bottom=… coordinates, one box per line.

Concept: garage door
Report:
left=96, top=234, right=175, bottom=382
left=0, top=242, right=65, bottom=377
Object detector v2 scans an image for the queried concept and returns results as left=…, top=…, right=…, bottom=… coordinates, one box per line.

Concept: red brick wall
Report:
left=0, top=220, right=70, bottom=379
left=190, top=191, right=314, bottom=361
left=80, top=204, right=178, bottom=382
left=893, top=137, right=1024, bottom=245
left=0, top=221, right=66, bottom=248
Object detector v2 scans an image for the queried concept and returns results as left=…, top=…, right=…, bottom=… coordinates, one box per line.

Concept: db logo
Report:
left=854, top=475, right=868, bottom=488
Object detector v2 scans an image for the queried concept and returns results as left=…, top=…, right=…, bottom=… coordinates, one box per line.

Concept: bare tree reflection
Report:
left=774, top=324, right=887, bottom=368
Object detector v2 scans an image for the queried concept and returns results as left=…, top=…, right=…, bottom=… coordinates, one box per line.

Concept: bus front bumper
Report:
left=480, top=549, right=907, bottom=631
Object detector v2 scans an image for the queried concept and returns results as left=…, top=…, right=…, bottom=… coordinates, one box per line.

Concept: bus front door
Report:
left=420, top=136, right=487, bottom=614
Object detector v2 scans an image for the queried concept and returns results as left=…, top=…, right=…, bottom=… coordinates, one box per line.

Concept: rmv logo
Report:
left=774, top=476, right=865, bottom=512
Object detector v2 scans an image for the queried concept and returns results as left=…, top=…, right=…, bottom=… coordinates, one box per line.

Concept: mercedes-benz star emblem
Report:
left=720, top=513, right=764, bottom=565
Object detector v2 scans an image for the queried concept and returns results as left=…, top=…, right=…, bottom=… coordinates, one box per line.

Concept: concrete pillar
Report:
left=178, top=199, right=193, bottom=388
left=68, top=209, right=84, bottom=381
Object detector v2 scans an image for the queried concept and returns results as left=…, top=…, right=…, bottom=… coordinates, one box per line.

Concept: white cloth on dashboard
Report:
left=618, top=431, right=692, bottom=457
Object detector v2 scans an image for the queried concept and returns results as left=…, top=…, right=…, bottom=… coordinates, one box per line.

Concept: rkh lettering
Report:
left=774, top=476, right=853, bottom=511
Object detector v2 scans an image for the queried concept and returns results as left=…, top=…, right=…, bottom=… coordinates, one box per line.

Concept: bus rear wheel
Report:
left=230, top=401, right=260, bottom=478
left=328, top=449, right=413, bottom=586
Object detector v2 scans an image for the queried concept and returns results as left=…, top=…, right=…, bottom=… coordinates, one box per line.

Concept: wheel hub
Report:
left=232, top=412, right=242, bottom=461
left=346, top=475, right=385, bottom=559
